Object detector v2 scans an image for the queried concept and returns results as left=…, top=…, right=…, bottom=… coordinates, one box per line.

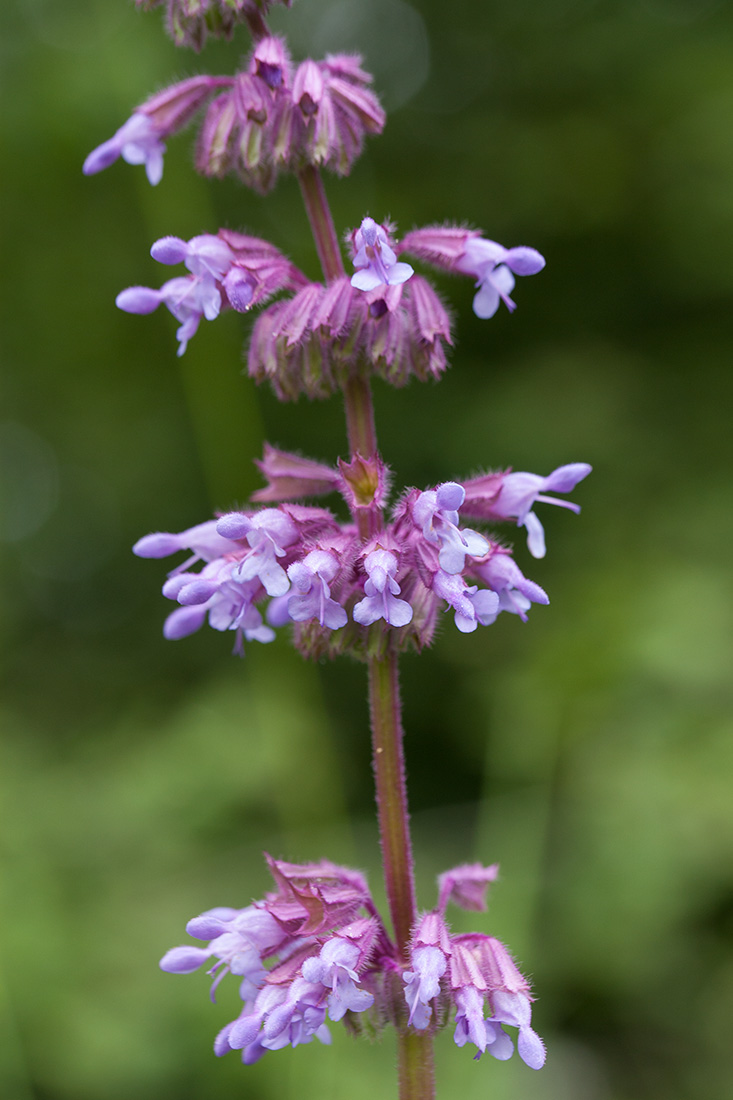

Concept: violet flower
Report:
left=287, top=550, right=348, bottom=630
left=455, top=238, right=545, bottom=319
left=472, top=550, right=549, bottom=621
left=432, top=570, right=500, bottom=633
left=400, top=225, right=545, bottom=319
left=84, top=77, right=227, bottom=183
left=351, top=217, right=414, bottom=292
left=488, top=462, right=592, bottom=558
left=412, top=482, right=489, bottom=574
left=83, top=113, right=165, bottom=185
left=353, top=548, right=413, bottom=628
left=217, top=509, right=300, bottom=598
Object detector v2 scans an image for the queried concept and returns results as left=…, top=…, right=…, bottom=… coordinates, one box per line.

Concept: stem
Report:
left=367, top=654, right=416, bottom=956
left=298, top=166, right=434, bottom=1100
left=369, top=654, right=434, bottom=1099
left=398, top=1030, right=437, bottom=1100
left=343, top=374, right=378, bottom=459
left=297, top=166, right=345, bottom=282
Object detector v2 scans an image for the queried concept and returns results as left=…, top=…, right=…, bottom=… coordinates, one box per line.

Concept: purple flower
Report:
left=117, top=230, right=303, bottom=355
left=83, top=113, right=165, bottom=185
left=491, top=990, right=546, bottom=1070
left=403, top=911, right=452, bottom=1028
left=161, top=561, right=275, bottom=654
left=84, top=77, right=226, bottom=183
left=151, top=233, right=235, bottom=281
left=132, top=519, right=236, bottom=569
left=301, top=937, right=375, bottom=1021
left=353, top=549, right=413, bottom=628
left=116, top=233, right=237, bottom=355
left=217, top=508, right=299, bottom=597
left=227, top=979, right=331, bottom=1058
left=400, top=225, right=545, bottom=318
left=412, top=482, right=489, bottom=574
left=116, top=274, right=221, bottom=356
left=489, top=462, right=592, bottom=558
left=455, top=238, right=546, bottom=319
left=473, top=551, right=549, bottom=621
left=453, top=985, right=515, bottom=1061
left=448, top=935, right=546, bottom=1070
left=351, top=218, right=414, bottom=292
left=432, top=570, right=500, bottom=633
left=287, top=550, right=348, bottom=630
left=160, top=904, right=285, bottom=1002
left=404, top=945, right=447, bottom=1028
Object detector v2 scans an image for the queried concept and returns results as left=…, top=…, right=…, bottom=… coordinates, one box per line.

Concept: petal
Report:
left=351, top=268, right=384, bottom=292
left=502, top=246, right=545, bottom=275
left=213, top=1021, right=236, bottom=1057
left=436, top=482, right=465, bottom=511
left=83, top=137, right=122, bottom=175
left=457, top=238, right=508, bottom=273
left=116, top=286, right=162, bottom=314
left=186, top=914, right=233, bottom=939
left=472, top=283, right=501, bottom=319
left=144, top=149, right=164, bottom=185
left=163, top=605, right=208, bottom=639
left=461, top=529, right=490, bottom=558
left=216, top=513, right=253, bottom=540
left=323, top=601, right=348, bottom=629
left=151, top=236, right=189, bottom=265
left=542, top=462, right=592, bottom=493
left=523, top=512, right=546, bottom=559
left=159, top=945, right=211, bottom=973
left=471, top=589, right=500, bottom=625
left=386, top=261, right=414, bottom=285
left=517, top=1026, right=546, bottom=1070
left=487, top=1026, right=515, bottom=1061
left=178, top=579, right=220, bottom=605
left=386, top=595, right=413, bottom=628
left=454, top=610, right=479, bottom=633
left=133, top=531, right=181, bottom=557
left=229, top=1014, right=262, bottom=1050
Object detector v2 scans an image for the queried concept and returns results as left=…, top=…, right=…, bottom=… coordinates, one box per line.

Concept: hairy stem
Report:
left=367, top=653, right=417, bottom=956
left=298, top=166, right=433, bottom=1100
left=297, top=166, right=345, bottom=282
left=369, top=654, right=434, bottom=1100
left=342, top=374, right=378, bottom=459
left=398, top=1030, right=437, bottom=1100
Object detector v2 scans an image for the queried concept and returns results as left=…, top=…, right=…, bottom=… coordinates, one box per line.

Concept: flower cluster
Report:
left=247, top=216, right=451, bottom=397
left=110, top=214, right=546, bottom=388
left=161, top=855, right=544, bottom=1069
left=84, top=37, right=383, bottom=191
left=134, top=445, right=589, bottom=656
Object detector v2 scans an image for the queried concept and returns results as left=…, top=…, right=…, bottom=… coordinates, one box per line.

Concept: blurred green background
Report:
left=2, top=1, right=733, bottom=1098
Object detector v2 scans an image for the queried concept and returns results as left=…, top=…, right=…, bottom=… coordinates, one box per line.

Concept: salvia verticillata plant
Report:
left=85, top=3, right=591, bottom=1097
